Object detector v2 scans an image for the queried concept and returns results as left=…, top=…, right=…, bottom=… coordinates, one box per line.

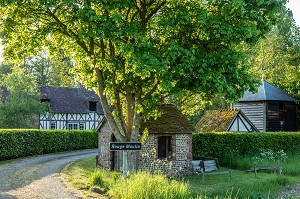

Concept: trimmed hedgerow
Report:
left=0, top=129, right=97, bottom=161
left=193, top=132, right=300, bottom=165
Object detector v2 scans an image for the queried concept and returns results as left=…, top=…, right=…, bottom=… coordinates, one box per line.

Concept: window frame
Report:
left=50, top=122, right=56, bottom=130
left=157, top=136, right=172, bottom=159
left=89, top=101, right=97, bottom=112
left=79, top=123, right=85, bottom=130
left=67, top=123, right=79, bottom=130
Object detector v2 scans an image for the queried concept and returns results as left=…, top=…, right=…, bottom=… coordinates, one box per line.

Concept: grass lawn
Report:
left=188, top=171, right=299, bottom=198
left=61, top=157, right=300, bottom=199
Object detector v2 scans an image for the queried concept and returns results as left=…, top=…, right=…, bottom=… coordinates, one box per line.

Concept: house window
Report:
left=68, top=123, right=79, bottom=130
left=79, top=123, right=85, bottom=130
left=50, top=122, right=56, bottom=130
left=89, top=101, right=97, bottom=111
left=157, top=136, right=172, bottom=159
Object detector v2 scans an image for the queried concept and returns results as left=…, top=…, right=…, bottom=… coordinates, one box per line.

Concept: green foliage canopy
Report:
left=0, top=0, right=287, bottom=141
left=21, top=50, right=76, bottom=87
left=249, top=10, right=300, bottom=99
left=0, top=66, right=48, bottom=128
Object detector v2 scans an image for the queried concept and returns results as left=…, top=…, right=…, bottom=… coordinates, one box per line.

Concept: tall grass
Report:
left=283, top=154, right=300, bottom=176
left=221, top=151, right=300, bottom=177
left=109, top=171, right=191, bottom=199
left=88, top=170, right=108, bottom=190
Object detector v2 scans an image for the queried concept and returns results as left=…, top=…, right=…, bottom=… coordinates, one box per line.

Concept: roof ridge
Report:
left=262, top=79, right=267, bottom=100
left=40, top=85, right=81, bottom=89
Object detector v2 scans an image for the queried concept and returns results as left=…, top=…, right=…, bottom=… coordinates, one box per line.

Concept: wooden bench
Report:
left=245, top=166, right=283, bottom=178
left=193, top=158, right=233, bottom=183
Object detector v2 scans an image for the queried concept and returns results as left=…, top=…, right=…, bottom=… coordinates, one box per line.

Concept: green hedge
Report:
left=0, top=129, right=98, bottom=161
left=193, top=132, right=300, bottom=163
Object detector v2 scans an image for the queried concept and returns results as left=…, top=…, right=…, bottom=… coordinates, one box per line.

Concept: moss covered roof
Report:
left=141, top=104, right=195, bottom=134
left=195, top=109, right=239, bottom=132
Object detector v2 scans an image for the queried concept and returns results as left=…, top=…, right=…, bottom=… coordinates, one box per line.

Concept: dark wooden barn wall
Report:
left=267, top=101, right=297, bottom=131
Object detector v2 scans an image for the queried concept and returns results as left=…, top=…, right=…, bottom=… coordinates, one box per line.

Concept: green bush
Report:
left=0, top=129, right=97, bottom=160
left=193, top=132, right=300, bottom=167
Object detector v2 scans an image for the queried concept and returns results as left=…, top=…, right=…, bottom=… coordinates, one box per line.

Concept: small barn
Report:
left=234, top=79, right=298, bottom=132
left=196, top=109, right=258, bottom=132
left=97, top=104, right=195, bottom=175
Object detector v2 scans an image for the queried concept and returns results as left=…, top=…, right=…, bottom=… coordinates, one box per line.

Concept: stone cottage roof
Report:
left=40, top=86, right=104, bottom=114
left=196, top=109, right=258, bottom=132
left=239, top=79, right=295, bottom=102
left=141, top=104, right=195, bottom=134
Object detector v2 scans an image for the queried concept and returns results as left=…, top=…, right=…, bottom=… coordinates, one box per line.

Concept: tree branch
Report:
left=141, top=80, right=160, bottom=103
left=113, top=73, right=128, bottom=138
left=89, top=37, right=94, bottom=55
left=125, top=81, right=135, bottom=138
left=95, top=68, right=126, bottom=141
left=100, top=39, right=106, bottom=58
left=109, top=39, right=115, bottom=57
left=45, top=8, right=90, bottom=55
left=145, top=0, right=166, bottom=24
left=130, top=86, right=142, bottom=141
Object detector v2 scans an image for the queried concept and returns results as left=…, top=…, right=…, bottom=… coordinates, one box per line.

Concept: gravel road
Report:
left=0, top=149, right=98, bottom=199
left=279, top=183, right=300, bottom=198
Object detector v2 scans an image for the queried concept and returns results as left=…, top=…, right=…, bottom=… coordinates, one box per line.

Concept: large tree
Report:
left=0, top=65, right=48, bottom=128
left=249, top=9, right=300, bottom=99
left=0, top=0, right=287, bottom=167
left=22, top=50, right=76, bottom=87
left=2, top=49, right=76, bottom=87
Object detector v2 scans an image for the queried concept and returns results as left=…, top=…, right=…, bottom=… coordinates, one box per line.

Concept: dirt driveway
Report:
left=0, top=149, right=97, bottom=199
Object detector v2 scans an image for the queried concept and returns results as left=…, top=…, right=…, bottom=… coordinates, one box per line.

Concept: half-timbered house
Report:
left=234, top=79, right=298, bottom=132
left=39, top=86, right=104, bottom=130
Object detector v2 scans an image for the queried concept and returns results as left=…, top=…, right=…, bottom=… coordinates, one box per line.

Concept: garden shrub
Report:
left=0, top=129, right=97, bottom=160
left=193, top=132, right=300, bottom=167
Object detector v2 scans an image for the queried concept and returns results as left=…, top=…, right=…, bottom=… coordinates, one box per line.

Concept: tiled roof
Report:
left=196, top=109, right=239, bottom=132
left=141, top=104, right=195, bottom=134
left=40, top=86, right=104, bottom=114
left=239, top=79, right=295, bottom=102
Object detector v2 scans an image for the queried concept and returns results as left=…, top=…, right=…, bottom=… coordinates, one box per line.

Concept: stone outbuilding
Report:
left=97, top=104, right=195, bottom=175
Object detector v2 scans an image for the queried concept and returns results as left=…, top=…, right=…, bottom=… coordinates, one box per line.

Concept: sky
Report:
left=0, top=1, right=299, bottom=63
left=286, top=0, right=300, bottom=26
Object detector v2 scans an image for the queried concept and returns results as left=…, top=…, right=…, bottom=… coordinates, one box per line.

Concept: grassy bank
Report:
left=61, top=157, right=300, bottom=198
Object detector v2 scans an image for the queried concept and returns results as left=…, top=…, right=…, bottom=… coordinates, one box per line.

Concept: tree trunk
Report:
left=124, top=150, right=139, bottom=177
